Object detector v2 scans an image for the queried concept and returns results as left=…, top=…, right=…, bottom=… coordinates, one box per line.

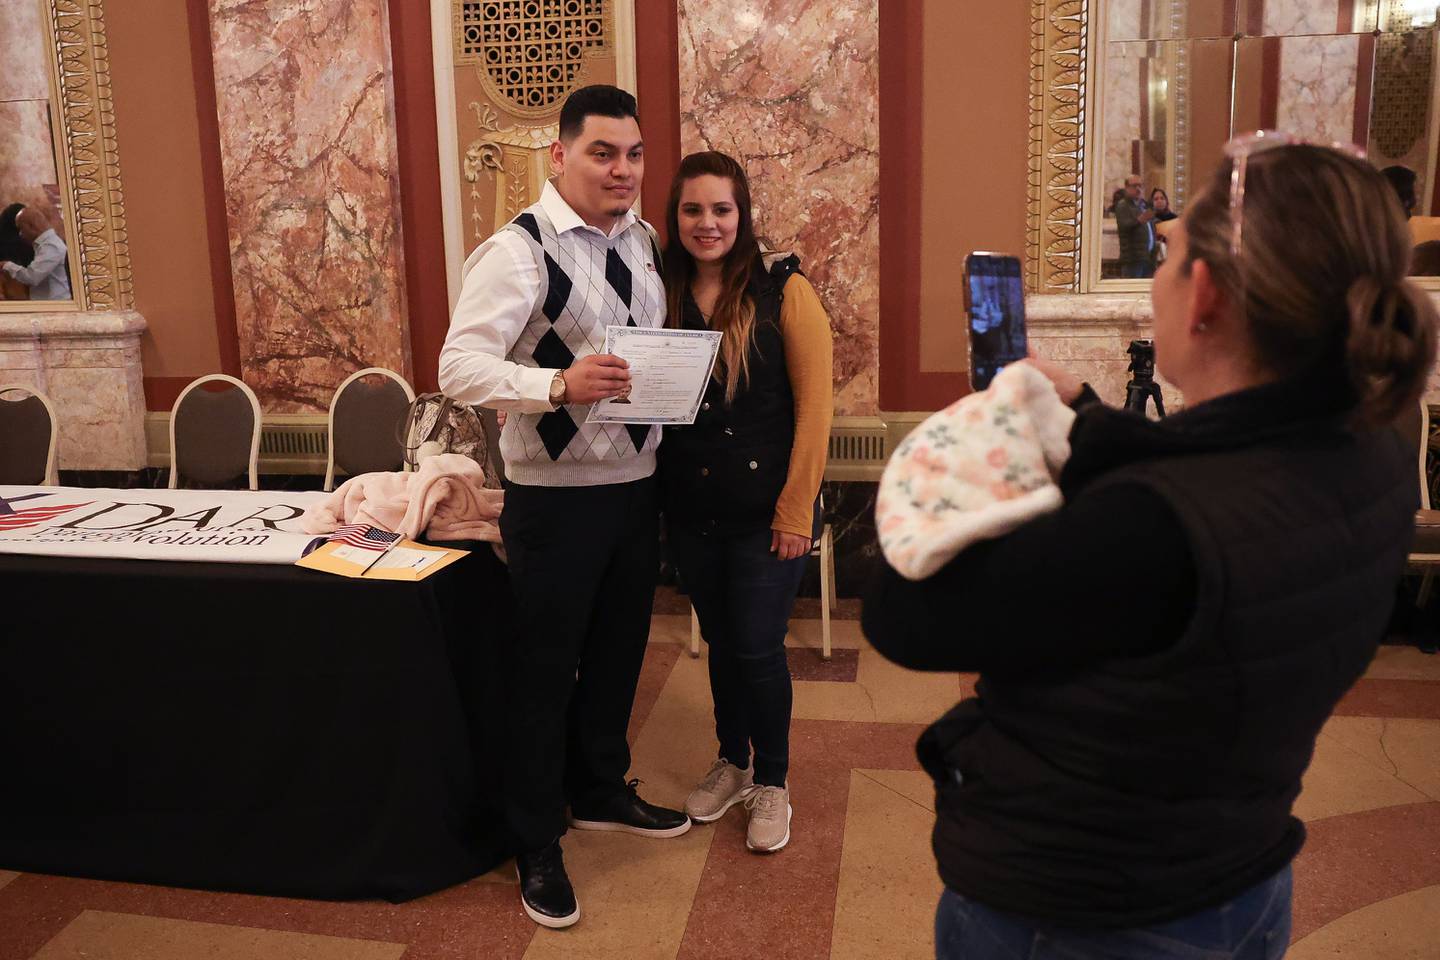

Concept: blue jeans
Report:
left=667, top=524, right=807, bottom=787
left=936, top=865, right=1292, bottom=960
left=1120, top=260, right=1155, bottom=279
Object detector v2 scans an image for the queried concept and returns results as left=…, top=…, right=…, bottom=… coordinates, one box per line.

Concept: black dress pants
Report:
left=497, top=474, right=658, bottom=852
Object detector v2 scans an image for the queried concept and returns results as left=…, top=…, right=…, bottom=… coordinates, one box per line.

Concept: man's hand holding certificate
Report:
left=586, top=325, right=723, bottom=425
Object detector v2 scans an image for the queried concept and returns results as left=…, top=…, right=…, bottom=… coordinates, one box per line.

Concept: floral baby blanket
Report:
left=877, top=363, right=1076, bottom=580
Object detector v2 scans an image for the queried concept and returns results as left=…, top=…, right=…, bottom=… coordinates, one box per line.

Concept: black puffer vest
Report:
left=659, top=256, right=803, bottom=535
left=920, top=374, right=1416, bottom=927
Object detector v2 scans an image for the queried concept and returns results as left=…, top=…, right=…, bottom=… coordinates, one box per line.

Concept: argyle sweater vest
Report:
left=499, top=205, right=666, bottom=486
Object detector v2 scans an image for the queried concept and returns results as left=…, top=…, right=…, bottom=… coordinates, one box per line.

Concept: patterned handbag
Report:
left=401, top=393, right=501, bottom=487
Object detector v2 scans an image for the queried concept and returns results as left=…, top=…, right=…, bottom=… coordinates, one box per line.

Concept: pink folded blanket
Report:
left=302, top=453, right=504, bottom=543
left=876, top=363, right=1075, bottom=580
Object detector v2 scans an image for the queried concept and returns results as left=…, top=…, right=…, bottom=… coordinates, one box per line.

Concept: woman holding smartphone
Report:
left=658, top=150, right=833, bottom=853
left=866, top=141, right=1435, bottom=957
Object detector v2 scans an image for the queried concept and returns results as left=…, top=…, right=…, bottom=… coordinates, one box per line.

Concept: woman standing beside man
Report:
left=658, top=151, right=833, bottom=853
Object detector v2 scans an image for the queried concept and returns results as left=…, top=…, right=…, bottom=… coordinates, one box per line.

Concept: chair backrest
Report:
left=169, top=374, right=261, bottom=490
left=1395, top=397, right=1430, bottom=511
left=0, top=384, right=58, bottom=485
left=325, top=367, right=416, bottom=491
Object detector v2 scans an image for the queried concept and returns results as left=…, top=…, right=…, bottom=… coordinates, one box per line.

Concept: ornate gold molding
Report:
left=1026, top=0, right=1087, bottom=294
left=461, top=102, right=554, bottom=242
left=48, top=0, right=132, bottom=310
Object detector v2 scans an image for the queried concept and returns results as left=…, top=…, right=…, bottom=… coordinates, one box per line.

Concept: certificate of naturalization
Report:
left=586, top=326, right=723, bottom=425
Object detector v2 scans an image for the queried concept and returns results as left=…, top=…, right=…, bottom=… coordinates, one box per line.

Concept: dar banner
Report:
left=0, top=486, right=330, bottom=564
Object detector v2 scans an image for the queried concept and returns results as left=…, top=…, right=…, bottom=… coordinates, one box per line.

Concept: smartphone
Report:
left=964, top=252, right=1027, bottom=391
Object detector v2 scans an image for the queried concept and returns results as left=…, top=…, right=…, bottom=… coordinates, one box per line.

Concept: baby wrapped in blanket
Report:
left=877, top=363, right=1076, bottom=580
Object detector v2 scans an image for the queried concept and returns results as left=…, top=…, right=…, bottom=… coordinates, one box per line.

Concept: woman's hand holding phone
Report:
left=1018, top=351, right=1085, bottom=406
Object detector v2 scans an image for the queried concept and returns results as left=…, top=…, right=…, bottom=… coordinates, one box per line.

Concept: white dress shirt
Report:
left=3, top=229, right=72, bottom=301
left=438, top=181, right=639, bottom=413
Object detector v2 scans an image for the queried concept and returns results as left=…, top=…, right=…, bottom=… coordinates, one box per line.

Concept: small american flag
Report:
left=327, top=524, right=402, bottom=551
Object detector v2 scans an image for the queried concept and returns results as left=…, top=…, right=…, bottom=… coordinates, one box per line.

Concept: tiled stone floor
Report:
left=2, top=618, right=1436, bottom=959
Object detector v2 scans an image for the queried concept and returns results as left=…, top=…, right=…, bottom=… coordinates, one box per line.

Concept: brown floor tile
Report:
left=784, top=618, right=866, bottom=651
left=1366, top=646, right=1440, bottom=681
left=675, top=719, right=924, bottom=960
left=1333, top=679, right=1440, bottom=720
left=1321, top=717, right=1440, bottom=803
left=628, top=640, right=684, bottom=741
left=1293, top=731, right=1429, bottom=822
left=528, top=651, right=718, bottom=959
left=1290, top=801, right=1440, bottom=941
left=652, top=586, right=860, bottom=621
left=30, top=910, right=406, bottom=960
left=792, top=648, right=965, bottom=724
left=787, top=647, right=859, bottom=682
left=0, top=874, right=535, bottom=960
left=831, top=771, right=940, bottom=960
left=790, top=596, right=860, bottom=621
left=1288, top=884, right=1440, bottom=959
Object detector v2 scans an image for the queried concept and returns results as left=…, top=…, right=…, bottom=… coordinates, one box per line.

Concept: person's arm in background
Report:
left=1114, top=197, right=1138, bottom=233
left=862, top=481, right=1195, bottom=675
left=2, top=236, right=64, bottom=288
left=772, top=274, right=833, bottom=556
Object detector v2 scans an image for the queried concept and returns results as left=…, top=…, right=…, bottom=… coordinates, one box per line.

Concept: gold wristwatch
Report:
left=549, top=370, right=568, bottom=407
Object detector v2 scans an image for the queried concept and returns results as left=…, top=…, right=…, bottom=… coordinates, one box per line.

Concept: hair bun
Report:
left=1345, top=274, right=1438, bottom=424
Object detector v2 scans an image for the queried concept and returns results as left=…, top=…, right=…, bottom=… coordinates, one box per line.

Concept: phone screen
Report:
left=966, top=253, right=1027, bottom=391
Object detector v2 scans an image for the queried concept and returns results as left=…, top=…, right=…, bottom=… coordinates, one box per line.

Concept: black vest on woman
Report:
left=659, top=256, right=804, bottom=536
left=921, top=374, right=1416, bottom=927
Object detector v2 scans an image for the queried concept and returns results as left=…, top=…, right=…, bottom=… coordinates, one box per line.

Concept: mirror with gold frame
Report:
left=0, top=0, right=130, bottom=313
left=1028, top=0, right=1440, bottom=293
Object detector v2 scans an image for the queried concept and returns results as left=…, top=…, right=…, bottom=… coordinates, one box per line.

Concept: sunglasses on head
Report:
left=1224, top=130, right=1368, bottom=261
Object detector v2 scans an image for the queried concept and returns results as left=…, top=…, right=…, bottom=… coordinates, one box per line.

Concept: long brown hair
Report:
left=1182, top=145, right=1437, bottom=424
left=663, top=151, right=762, bottom=405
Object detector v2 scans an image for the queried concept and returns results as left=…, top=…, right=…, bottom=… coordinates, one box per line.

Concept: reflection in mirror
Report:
left=1099, top=39, right=1235, bottom=280
left=1094, top=0, right=1440, bottom=285
left=0, top=0, right=73, bottom=303
left=1107, top=0, right=1238, bottom=42
left=1238, top=0, right=1381, bottom=38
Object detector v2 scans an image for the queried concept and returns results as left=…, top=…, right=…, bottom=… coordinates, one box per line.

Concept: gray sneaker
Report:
left=685, top=759, right=754, bottom=823
left=744, top=784, right=792, bottom=853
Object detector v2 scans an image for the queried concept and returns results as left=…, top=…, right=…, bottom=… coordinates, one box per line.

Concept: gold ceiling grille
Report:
left=456, top=0, right=610, bottom=117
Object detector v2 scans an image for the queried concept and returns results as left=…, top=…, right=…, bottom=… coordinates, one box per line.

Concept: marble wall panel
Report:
left=678, top=0, right=879, bottom=416
left=1261, top=0, right=1342, bottom=38
left=1276, top=34, right=1360, bottom=146
left=0, top=99, right=60, bottom=226
left=1108, top=0, right=1144, bottom=41
left=1104, top=43, right=1145, bottom=199
left=208, top=0, right=410, bottom=413
left=0, top=310, right=149, bottom=470
left=0, top=0, right=51, bottom=102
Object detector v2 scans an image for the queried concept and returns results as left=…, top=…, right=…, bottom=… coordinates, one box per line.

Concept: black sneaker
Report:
left=568, top=778, right=692, bottom=838
left=515, top=839, right=580, bottom=929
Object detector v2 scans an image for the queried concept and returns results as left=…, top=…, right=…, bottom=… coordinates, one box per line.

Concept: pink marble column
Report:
left=678, top=0, right=880, bottom=416
left=208, top=0, right=410, bottom=413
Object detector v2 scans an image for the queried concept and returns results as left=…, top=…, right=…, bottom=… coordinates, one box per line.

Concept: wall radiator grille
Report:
left=149, top=415, right=895, bottom=479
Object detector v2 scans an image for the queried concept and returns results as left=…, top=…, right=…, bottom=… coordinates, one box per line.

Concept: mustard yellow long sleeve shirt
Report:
left=772, top=274, right=834, bottom=538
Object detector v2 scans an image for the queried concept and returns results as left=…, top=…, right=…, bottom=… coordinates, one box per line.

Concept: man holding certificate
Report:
left=438, top=85, right=689, bottom=931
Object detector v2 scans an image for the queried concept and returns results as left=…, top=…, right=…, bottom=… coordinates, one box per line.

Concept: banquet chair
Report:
left=0, top=384, right=59, bottom=485
left=1399, top=399, right=1440, bottom=653
left=168, top=374, right=262, bottom=490
left=324, top=367, right=416, bottom=492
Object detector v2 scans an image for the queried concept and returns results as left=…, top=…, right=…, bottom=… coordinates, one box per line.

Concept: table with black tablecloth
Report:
left=0, top=542, right=512, bottom=902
